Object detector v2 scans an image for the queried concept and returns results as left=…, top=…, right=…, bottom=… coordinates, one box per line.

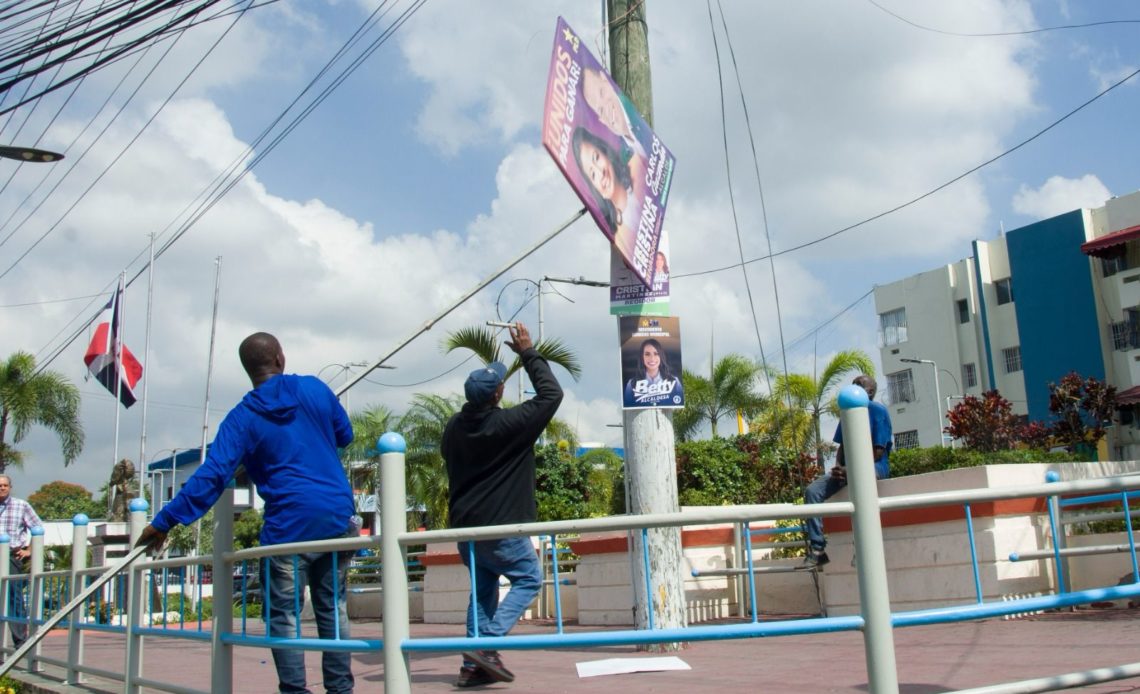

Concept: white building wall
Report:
left=875, top=266, right=964, bottom=448
left=1085, top=192, right=1140, bottom=458
left=874, top=239, right=1029, bottom=450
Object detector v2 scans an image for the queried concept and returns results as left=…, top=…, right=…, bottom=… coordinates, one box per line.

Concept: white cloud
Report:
left=3, top=0, right=1124, bottom=504
left=1011, top=175, right=1112, bottom=219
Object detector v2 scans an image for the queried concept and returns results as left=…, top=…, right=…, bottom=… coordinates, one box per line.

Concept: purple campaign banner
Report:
left=541, top=16, right=675, bottom=288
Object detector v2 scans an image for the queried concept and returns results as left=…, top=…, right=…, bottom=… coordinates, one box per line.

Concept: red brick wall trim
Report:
left=824, top=497, right=1046, bottom=533
left=569, top=526, right=785, bottom=555
left=420, top=550, right=463, bottom=566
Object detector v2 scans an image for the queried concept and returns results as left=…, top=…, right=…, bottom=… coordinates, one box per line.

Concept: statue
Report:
left=108, top=458, right=137, bottom=521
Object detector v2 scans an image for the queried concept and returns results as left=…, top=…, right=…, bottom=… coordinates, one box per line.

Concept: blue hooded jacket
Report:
left=153, top=374, right=355, bottom=546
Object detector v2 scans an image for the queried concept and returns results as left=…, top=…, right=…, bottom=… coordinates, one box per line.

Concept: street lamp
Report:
left=539, top=276, right=609, bottom=344
left=901, top=358, right=943, bottom=447
left=0, top=145, right=64, bottom=163
left=319, top=362, right=369, bottom=411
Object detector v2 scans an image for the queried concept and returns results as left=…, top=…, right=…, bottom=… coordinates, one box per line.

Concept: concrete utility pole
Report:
left=609, top=0, right=687, bottom=649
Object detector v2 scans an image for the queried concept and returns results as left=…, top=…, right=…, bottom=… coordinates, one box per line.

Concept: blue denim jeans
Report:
left=7, top=555, right=26, bottom=646
left=804, top=472, right=847, bottom=551
left=458, top=537, right=541, bottom=638
left=263, top=551, right=354, bottom=694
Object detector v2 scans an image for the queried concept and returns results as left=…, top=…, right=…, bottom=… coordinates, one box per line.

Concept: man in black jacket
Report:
left=442, top=321, right=563, bottom=688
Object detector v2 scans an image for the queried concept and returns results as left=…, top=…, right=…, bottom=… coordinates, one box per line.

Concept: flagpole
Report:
left=110, top=272, right=126, bottom=519
left=194, top=257, right=223, bottom=592
left=138, top=234, right=156, bottom=504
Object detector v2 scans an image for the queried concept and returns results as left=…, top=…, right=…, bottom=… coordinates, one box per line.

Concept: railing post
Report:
left=124, top=499, right=149, bottom=694
left=1045, top=471, right=1070, bottom=594
left=0, top=535, right=8, bottom=653
left=378, top=432, right=411, bottom=694
left=28, top=526, right=44, bottom=672
left=211, top=485, right=235, bottom=694
left=839, top=384, right=899, bottom=694
left=66, top=514, right=89, bottom=684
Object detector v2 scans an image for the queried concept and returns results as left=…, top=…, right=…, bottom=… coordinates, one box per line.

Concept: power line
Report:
left=674, top=64, right=1140, bottom=281
left=864, top=0, right=1140, bottom=38
left=32, top=0, right=429, bottom=373
left=704, top=0, right=772, bottom=392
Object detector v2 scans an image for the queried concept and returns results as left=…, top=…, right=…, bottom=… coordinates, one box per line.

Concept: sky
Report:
left=0, top=0, right=1137, bottom=507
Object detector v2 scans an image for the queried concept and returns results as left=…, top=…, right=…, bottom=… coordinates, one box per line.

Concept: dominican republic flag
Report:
left=83, top=279, right=143, bottom=408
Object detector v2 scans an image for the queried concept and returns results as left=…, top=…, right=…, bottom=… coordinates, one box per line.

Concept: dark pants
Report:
left=7, top=554, right=27, bottom=647
left=263, top=551, right=354, bottom=694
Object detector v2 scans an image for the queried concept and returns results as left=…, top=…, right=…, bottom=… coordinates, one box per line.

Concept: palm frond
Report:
left=535, top=337, right=582, bottom=381
left=443, top=327, right=501, bottom=365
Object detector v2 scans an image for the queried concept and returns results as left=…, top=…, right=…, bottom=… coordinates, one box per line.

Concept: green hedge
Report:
left=674, top=436, right=1086, bottom=507
left=676, top=436, right=819, bottom=506
left=889, top=447, right=1082, bottom=478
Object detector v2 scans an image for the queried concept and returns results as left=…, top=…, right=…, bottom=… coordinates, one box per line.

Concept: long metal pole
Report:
left=378, top=433, right=411, bottom=694
left=336, top=208, right=586, bottom=397
left=193, top=257, right=223, bottom=591
left=930, top=361, right=944, bottom=447
left=138, top=234, right=156, bottom=500
left=111, top=273, right=126, bottom=516
left=840, top=385, right=899, bottom=694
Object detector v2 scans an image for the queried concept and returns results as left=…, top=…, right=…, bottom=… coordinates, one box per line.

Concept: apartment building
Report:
left=873, top=190, right=1140, bottom=454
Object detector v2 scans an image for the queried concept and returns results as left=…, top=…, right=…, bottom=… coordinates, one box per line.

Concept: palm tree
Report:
left=340, top=405, right=396, bottom=509
left=750, top=372, right=815, bottom=452
left=782, top=349, right=875, bottom=464
left=399, top=393, right=463, bottom=530
left=0, top=351, right=84, bottom=473
left=443, top=326, right=583, bottom=383
left=674, top=354, right=767, bottom=440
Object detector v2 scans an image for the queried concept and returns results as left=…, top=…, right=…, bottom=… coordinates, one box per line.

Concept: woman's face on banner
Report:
left=579, top=139, right=615, bottom=199
left=583, top=69, right=628, bottom=139
left=642, top=343, right=661, bottom=377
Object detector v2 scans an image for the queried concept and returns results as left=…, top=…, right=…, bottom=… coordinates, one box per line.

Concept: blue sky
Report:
left=0, top=0, right=1138, bottom=502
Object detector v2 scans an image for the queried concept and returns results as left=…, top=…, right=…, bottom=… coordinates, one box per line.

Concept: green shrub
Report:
left=0, top=673, right=22, bottom=693
left=889, top=447, right=1079, bottom=478
left=676, top=436, right=819, bottom=506
left=535, top=443, right=596, bottom=521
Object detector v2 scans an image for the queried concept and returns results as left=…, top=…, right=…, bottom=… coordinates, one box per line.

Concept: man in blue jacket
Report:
left=137, top=332, right=356, bottom=694
left=443, top=322, right=563, bottom=688
left=802, top=374, right=893, bottom=567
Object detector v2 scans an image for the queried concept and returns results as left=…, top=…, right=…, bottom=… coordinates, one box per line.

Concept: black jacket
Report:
left=443, top=348, right=563, bottom=528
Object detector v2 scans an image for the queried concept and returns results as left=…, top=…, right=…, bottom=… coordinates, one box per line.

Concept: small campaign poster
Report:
left=610, top=229, right=670, bottom=315
left=619, top=315, right=684, bottom=410
left=541, top=16, right=676, bottom=289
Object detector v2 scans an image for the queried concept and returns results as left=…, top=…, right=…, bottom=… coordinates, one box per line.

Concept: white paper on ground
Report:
left=575, top=656, right=692, bottom=678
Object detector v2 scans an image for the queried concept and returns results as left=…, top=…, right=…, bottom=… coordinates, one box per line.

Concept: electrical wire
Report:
left=715, top=0, right=790, bottom=395
left=674, top=64, right=1140, bottom=281
left=32, top=0, right=430, bottom=373
left=865, top=0, right=1140, bottom=38
left=0, top=1, right=249, bottom=283
left=704, top=0, right=772, bottom=393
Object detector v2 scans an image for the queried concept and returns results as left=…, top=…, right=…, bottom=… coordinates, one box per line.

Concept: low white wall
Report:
left=821, top=461, right=1140, bottom=616
left=419, top=462, right=1140, bottom=625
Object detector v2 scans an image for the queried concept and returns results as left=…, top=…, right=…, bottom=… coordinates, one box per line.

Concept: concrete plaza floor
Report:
left=10, top=607, right=1140, bottom=693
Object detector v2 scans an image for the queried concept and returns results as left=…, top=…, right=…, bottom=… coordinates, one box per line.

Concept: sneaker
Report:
left=462, top=650, right=515, bottom=683
left=455, top=664, right=495, bottom=688
left=803, top=549, right=830, bottom=567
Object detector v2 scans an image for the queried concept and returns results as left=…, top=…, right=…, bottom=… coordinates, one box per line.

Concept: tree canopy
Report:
left=28, top=480, right=102, bottom=520
left=0, top=351, right=84, bottom=473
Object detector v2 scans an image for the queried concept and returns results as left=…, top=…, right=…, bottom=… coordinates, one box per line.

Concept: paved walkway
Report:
left=11, top=608, right=1140, bottom=693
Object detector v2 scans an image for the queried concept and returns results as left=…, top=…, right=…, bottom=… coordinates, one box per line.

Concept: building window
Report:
left=887, top=369, right=915, bottom=404
left=961, top=363, right=978, bottom=389
left=1002, top=346, right=1022, bottom=373
left=879, top=307, right=908, bottom=346
left=1102, top=254, right=1130, bottom=278
left=894, top=430, right=920, bottom=450
left=956, top=298, right=969, bottom=324
left=994, top=278, right=1014, bottom=305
